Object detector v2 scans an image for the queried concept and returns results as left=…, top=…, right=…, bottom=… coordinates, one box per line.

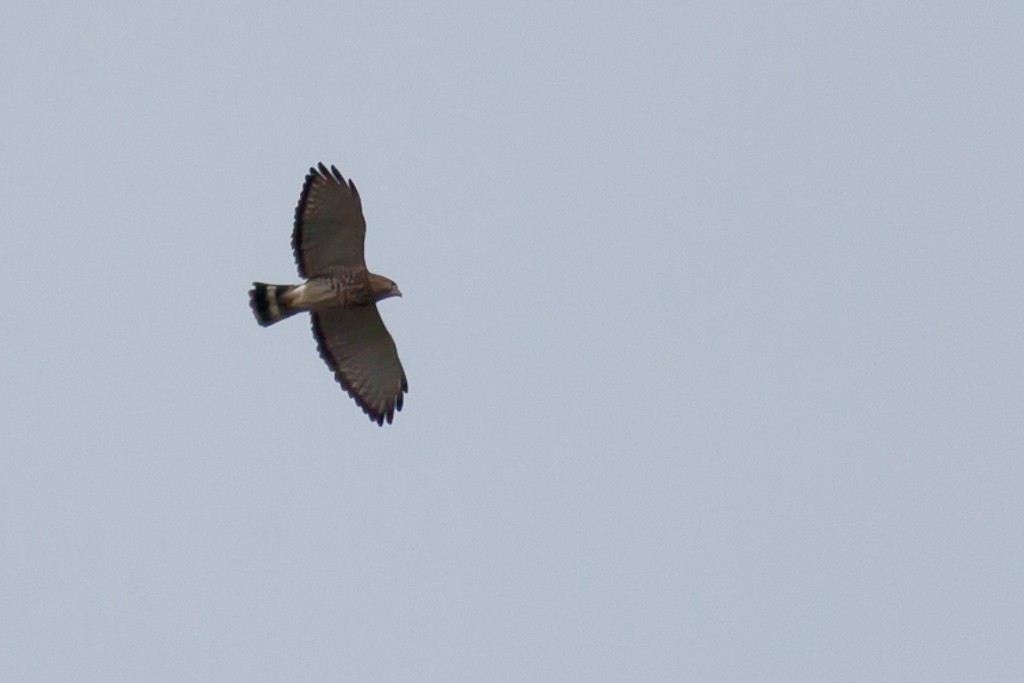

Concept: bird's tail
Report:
left=249, top=282, right=302, bottom=327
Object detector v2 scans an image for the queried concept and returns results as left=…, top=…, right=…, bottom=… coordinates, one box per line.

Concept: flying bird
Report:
left=249, top=163, right=407, bottom=425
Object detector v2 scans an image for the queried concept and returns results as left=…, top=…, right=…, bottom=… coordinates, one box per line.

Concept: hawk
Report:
left=249, top=163, right=407, bottom=425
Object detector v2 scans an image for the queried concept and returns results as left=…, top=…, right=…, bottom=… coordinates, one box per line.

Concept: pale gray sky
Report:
left=2, top=1, right=1022, bottom=680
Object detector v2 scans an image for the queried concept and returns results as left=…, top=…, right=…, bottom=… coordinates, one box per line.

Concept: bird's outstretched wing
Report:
left=292, top=163, right=367, bottom=277
left=312, top=305, right=408, bottom=425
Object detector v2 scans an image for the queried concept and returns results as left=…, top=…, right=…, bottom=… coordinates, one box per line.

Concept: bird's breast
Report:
left=297, top=273, right=373, bottom=309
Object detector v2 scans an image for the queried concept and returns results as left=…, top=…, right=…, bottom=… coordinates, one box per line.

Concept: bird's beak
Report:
left=396, top=288, right=403, bottom=298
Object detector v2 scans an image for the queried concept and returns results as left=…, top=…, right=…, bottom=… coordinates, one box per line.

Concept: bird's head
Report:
left=370, top=274, right=402, bottom=301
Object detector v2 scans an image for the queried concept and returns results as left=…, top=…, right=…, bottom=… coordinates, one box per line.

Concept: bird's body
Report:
left=251, top=271, right=396, bottom=323
left=249, top=163, right=407, bottom=426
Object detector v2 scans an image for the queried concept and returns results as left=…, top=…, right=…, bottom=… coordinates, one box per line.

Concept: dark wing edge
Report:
left=311, top=312, right=408, bottom=426
left=291, top=162, right=363, bottom=279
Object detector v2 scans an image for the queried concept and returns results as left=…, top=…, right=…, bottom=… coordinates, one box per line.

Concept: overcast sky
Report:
left=2, top=1, right=1022, bottom=681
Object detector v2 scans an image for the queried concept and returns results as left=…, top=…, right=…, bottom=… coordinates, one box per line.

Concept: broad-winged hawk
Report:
left=249, top=163, right=407, bottom=426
